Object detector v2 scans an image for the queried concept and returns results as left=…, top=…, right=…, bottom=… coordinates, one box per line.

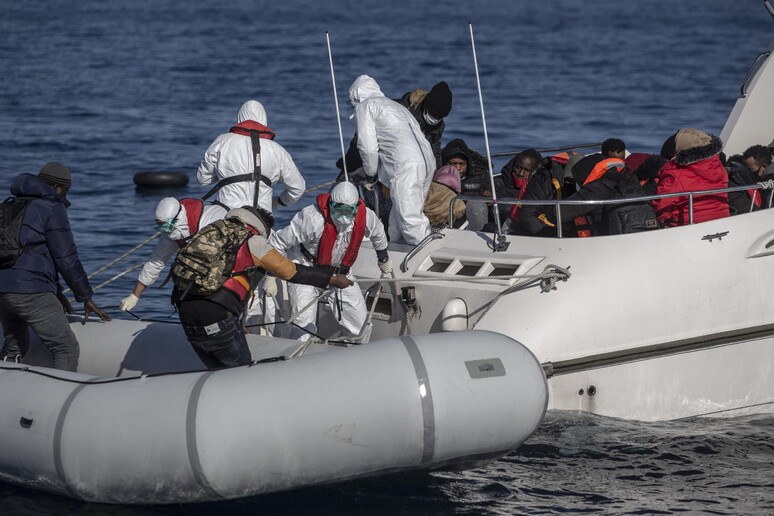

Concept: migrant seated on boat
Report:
left=654, top=128, right=730, bottom=226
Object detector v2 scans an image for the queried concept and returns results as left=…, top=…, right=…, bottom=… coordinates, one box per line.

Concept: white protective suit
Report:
left=268, top=183, right=388, bottom=342
left=349, top=75, right=436, bottom=245
left=137, top=199, right=226, bottom=287
left=197, top=100, right=306, bottom=212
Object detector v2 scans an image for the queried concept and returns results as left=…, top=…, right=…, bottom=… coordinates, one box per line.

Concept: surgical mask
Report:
left=167, top=227, right=187, bottom=241
left=424, top=110, right=441, bottom=126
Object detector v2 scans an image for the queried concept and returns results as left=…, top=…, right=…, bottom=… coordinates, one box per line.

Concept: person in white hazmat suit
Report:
left=349, top=75, right=436, bottom=245
left=269, top=182, right=392, bottom=343
left=197, top=100, right=306, bottom=213
left=119, top=197, right=226, bottom=311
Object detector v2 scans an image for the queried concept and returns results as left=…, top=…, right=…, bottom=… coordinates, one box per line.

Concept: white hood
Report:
left=348, top=75, right=384, bottom=107
left=237, top=100, right=267, bottom=126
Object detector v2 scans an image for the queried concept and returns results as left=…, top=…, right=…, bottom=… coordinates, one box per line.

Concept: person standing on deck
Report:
left=0, top=163, right=111, bottom=371
left=349, top=75, right=436, bottom=245
left=197, top=100, right=306, bottom=213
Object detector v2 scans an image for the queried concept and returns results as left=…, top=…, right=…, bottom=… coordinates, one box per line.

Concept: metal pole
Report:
left=326, top=31, right=348, bottom=182
left=469, top=22, right=505, bottom=250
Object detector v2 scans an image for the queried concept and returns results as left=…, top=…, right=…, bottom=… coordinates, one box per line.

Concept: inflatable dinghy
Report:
left=0, top=318, right=547, bottom=504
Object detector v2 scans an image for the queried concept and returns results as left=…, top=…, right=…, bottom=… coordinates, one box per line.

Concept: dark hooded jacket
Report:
left=0, top=174, right=92, bottom=301
left=441, top=138, right=489, bottom=196
left=516, top=156, right=578, bottom=236
left=398, top=89, right=445, bottom=168
left=726, top=162, right=760, bottom=215
left=542, top=155, right=658, bottom=236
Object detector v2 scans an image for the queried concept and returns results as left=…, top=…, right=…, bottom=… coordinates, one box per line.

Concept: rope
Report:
left=61, top=233, right=160, bottom=295
left=471, top=264, right=571, bottom=329
left=62, top=179, right=335, bottom=297
left=303, top=180, right=336, bottom=194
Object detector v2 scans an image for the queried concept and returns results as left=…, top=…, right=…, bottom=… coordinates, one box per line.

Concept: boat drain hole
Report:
left=588, top=385, right=596, bottom=396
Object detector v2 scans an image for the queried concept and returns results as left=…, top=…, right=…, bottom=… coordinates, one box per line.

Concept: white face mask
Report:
left=167, top=227, right=187, bottom=241
left=333, top=214, right=354, bottom=228
left=424, top=111, right=441, bottom=126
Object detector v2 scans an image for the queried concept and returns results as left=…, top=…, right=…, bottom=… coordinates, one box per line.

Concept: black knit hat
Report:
left=38, top=162, right=72, bottom=189
left=424, top=81, right=452, bottom=119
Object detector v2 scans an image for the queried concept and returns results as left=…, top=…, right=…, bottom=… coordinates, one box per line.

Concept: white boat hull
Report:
left=347, top=208, right=774, bottom=421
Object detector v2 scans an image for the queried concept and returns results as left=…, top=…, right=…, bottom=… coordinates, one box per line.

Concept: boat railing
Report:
left=449, top=182, right=774, bottom=238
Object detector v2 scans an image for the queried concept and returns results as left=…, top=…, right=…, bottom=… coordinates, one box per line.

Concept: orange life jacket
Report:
left=573, top=158, right=625, bottom=237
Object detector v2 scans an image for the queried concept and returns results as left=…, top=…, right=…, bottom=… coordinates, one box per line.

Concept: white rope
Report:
left=61, top=233, right=159, bottom=295
left=471, top=264, right=571, bottom=328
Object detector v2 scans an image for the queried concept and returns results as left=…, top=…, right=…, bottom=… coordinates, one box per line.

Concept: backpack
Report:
left=0, top=197, right=42, bottom=269
left=170, top=218, right=254, bottom=297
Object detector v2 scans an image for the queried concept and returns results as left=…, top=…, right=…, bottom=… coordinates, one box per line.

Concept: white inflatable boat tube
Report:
left=0, top=329, right=547, bottom=504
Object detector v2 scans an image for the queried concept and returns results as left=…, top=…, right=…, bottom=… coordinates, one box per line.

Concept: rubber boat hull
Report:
left=0, top=326, right=547, bottom=504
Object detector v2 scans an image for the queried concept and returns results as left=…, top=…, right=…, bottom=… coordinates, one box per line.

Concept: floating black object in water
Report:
left=133, top=171, right=189, bottom=188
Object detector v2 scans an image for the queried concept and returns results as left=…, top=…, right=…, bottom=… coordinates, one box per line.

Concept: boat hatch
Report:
left=414, top=251, right=544, bottom=286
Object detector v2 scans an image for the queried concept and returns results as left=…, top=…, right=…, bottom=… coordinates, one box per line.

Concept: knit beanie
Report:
left=38, top=162, right=72, bottom=189
left=424, top=81, right=452, bottom=119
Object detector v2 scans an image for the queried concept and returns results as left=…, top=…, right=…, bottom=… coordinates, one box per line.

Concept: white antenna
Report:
left=326, top=31, right=348, bottom=182
left=469, top=22, right=505, bottom=248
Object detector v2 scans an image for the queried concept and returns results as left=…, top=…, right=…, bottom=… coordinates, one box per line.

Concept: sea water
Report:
left=1, top=0, right=773, bottom=513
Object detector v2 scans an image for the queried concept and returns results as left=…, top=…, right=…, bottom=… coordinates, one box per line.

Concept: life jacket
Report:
left=201, top=121, right=276, bottom=207
left=316, top=193, right=367, bottom=270
left=175, top=198, right=205, bottom=248
left=221, top=226, right=261, bottom=301
left=573, top=158, right=625, bottom=237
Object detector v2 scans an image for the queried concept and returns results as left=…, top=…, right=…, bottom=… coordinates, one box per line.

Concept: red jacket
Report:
left=653, top=138, right=729, bottom=226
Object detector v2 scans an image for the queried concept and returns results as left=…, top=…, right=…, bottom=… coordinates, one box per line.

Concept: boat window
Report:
left=457, top=262, right=481, bottom=276
left=427, top=257, right=453, bottom=273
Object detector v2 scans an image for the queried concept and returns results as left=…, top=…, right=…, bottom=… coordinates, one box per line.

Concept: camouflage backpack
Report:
left=171, top=218, right=254, bottom=297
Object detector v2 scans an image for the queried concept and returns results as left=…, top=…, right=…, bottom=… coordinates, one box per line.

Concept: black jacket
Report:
left=0, top=174, right=92, bottom=301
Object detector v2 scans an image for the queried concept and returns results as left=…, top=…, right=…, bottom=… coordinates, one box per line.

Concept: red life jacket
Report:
left=222, top=225, right=260, bottom=301
left=175, top=198, right=205, bottom=248
left=229, top=120, right=276, bottom=140
left=316, top=193, right=367, bottom=268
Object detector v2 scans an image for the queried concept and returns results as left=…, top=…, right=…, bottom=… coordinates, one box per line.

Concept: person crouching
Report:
left=170, top=205, right=351, bottom=369
left=270, top=182, right=391, bottom=343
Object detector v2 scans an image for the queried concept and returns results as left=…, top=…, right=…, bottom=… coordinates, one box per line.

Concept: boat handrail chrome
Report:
left=449, top=182, right=774, bottom=238
left=401, top=231, right=445, bottom=272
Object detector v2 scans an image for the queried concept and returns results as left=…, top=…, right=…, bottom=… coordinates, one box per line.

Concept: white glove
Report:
left=272, top=196, right=281, bottom=210
left=263, top=278, right=278, bottom=297
left=119, top=293, right=139, bottom=311
left=378, top=258, right=393, bottom=274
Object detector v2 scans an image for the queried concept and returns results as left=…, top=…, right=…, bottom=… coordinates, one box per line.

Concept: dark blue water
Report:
left=2, top=0, right=773, bottom=513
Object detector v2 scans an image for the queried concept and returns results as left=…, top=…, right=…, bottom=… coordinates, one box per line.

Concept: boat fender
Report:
left=133, top=171, right=189, bottom=188
left=441, top=297, right=468, bottom=331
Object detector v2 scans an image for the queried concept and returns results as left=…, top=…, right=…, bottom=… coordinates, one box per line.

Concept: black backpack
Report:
left=0, top=197, right=42, bottom=269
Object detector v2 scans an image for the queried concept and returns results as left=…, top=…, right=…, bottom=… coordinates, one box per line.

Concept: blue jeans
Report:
left=0, top=292, right=80, bottom=371
left=182, top=315, right=251, bottom=369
